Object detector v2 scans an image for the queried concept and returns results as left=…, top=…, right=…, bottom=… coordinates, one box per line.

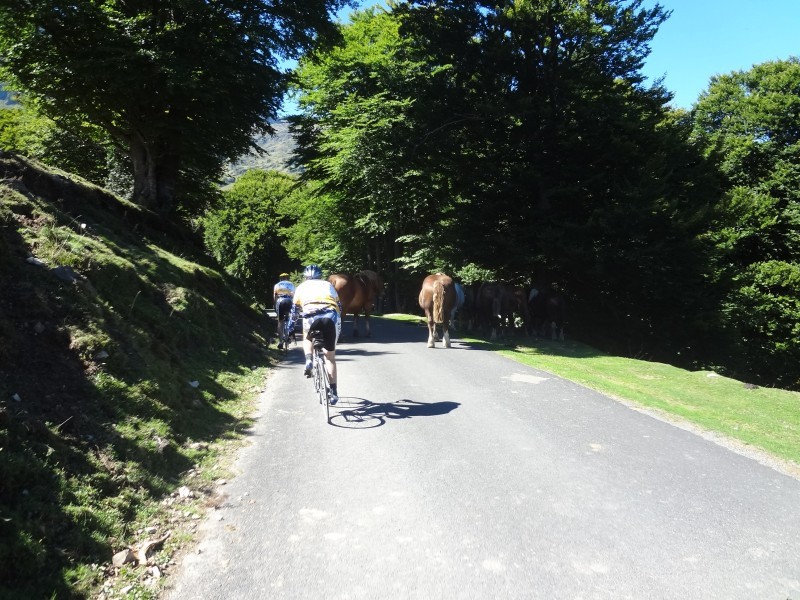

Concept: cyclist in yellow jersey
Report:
left=273, top=272, right=296, bottom=349
left=287, top=265, right=343, bottom=404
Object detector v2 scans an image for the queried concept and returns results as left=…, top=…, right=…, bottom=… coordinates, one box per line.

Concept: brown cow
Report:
left=475, top=281, right=518, bottom=340
left=528, top=283, right=566, bottom=340
left=328, top=270, right=384, bottom=338
left=418, top=273, right=457, bottom=348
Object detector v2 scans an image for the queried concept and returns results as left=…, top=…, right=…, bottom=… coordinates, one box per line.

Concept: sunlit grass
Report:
left=381, top=312, right=425, bottom=324
left=381, top=314, right=800, bottom=466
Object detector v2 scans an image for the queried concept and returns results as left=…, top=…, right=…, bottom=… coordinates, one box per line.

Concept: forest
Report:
left=1, top=0, right=799, bottom=390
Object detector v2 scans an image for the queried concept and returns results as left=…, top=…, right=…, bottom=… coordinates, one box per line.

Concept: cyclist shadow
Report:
left=330, top=398, right=459, bottom=429
left=335, top=348, right=400, bottom=359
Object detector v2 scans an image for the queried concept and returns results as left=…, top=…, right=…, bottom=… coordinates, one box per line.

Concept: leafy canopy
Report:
left=693, top=57, right=800, bottom=387
left=0, top=0, right=354, bottom=215
left=204, top=170, right=307, bottom=295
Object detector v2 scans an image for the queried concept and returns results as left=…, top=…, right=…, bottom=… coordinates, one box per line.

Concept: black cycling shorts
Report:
left=276, top=297, right=293, bottom=320
left=306, top=316, right=337, bottom=352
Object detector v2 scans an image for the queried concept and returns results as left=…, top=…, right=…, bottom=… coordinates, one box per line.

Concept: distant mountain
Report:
left=223, top=120, right=301, bottom=184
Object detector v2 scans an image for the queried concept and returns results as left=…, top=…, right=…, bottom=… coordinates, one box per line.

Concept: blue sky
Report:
left=290, top=1, right=799, bottom=113
left=642, top=0, right=800, bottom=108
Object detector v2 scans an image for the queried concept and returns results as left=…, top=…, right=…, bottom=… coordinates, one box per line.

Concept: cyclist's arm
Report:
left=329, top=283, right=342, bottom=315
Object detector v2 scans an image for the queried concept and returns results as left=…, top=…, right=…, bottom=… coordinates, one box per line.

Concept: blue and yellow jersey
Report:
left=292, top=279, right=341, bottom=316
left=273, top=279, right=296, bottom=300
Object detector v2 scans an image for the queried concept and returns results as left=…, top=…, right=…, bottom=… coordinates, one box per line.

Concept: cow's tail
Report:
left=433, top=280, right=445, bottom=323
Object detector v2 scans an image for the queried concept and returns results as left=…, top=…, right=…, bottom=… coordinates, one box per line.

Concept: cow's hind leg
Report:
left=443, top=322, right=451, bottom=348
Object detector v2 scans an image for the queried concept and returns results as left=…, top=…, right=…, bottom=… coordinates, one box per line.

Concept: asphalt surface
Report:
left=163, top=317, right=800, bottom=599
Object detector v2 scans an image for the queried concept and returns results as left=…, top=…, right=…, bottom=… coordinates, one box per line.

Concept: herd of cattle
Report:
left=327, top=269, right=566, bottom=348
left=418, top=273, right=566, bottom=348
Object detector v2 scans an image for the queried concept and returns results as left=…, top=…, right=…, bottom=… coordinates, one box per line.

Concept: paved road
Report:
left=164, top=317, right=800, bottom=599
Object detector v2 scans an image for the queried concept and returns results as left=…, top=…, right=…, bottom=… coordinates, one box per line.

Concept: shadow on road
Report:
left=329, top=397, right=460, bottom=429
left=360, top=316, right=601, bottom=360
left=335, top=347, right=400, bottom=359
left=278, top=315, right=599, bottom=361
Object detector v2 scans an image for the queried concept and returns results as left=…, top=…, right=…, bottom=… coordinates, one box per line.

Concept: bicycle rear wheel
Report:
left=281, top=322, right=290, bottom=352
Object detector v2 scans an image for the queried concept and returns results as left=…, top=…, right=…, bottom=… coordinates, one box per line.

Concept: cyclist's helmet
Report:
left=279, top=272, right=290, bottom=279
left=303, top=264, right=322, bottom=280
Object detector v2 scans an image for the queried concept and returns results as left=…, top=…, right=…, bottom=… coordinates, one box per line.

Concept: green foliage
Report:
left=454, top=263, right=496, bottom=285
left=203, top=170, right=303, bottom=295
left=724, top=260, right=800, bottom=388
left=277, top=181, right=352, bottom=271
left=0, top=0, right=354, bottom=215
left=0, top=102, right=109, bottom=185
left=291, top=7, right=424, bottom=278
left=693, top=57, right=800, bottom=387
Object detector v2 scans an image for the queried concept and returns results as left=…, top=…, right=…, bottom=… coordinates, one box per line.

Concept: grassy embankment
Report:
left=0, top=152, right=272, bottom=599
left=383, top=314, right=800, bottom=470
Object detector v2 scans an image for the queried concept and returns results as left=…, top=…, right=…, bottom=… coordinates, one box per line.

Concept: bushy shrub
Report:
left=203, top=169, right=298, bottom=295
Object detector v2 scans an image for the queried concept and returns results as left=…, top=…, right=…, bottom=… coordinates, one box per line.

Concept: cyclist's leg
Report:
left=317, top=317, right=338, bottom=386
left=276, top=299, right=290, bottom=346
left=303, top=316, right=321, bottom=356
left=303, top=316, right=323, bottom=376
left=323, top=349, right=336, bottom=385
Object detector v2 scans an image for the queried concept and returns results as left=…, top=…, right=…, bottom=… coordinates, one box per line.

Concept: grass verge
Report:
left=381, top=314, right=800, bottom=469
left=0, top=153, right=273, bottom=598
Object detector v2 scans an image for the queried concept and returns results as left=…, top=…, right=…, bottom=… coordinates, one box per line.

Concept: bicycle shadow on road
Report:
left=329, top=398, right=460, bottom=429
left=335, top=347, right=400, bottom=359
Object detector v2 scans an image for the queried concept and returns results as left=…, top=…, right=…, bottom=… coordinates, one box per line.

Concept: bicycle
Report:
left=279, top=318, right=294, bottom=352
left=308, top=329, right=332, bottom=422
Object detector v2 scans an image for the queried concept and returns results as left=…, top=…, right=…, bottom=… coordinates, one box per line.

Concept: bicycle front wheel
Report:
left=317, top=355, right=331, bottom=421
left=320, top=359, right=331, bottom=422
left=313, top=355, right=323, bottom=396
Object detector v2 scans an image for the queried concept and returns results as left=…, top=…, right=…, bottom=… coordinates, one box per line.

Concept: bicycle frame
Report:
left=309, top=333, right=331, bottom=421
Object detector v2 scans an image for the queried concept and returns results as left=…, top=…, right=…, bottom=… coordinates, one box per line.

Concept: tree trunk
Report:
left=375, top=238, right=384, bottom=312
left=129, top=133, right=179, bottom=215
left=393, top=234, right=402, bottom=312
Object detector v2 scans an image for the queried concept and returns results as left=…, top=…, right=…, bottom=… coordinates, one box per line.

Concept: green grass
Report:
left=381, top=315, right=800, bottom=468
left=0, top=154, right=274, bottom=598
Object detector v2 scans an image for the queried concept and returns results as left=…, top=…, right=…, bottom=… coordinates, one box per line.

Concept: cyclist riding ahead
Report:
left=287, top=265, right=342, bottom=404
left=273, top=272, right=296, bottom=350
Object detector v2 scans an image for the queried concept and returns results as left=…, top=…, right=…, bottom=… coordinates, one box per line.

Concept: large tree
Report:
left=292, top=1, right=721, bottom=358
left=290, top=7, right=427, bottom=278
left=692, top=57, right=800, bottom=387
left=0, top=0, right=353, bottom=215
